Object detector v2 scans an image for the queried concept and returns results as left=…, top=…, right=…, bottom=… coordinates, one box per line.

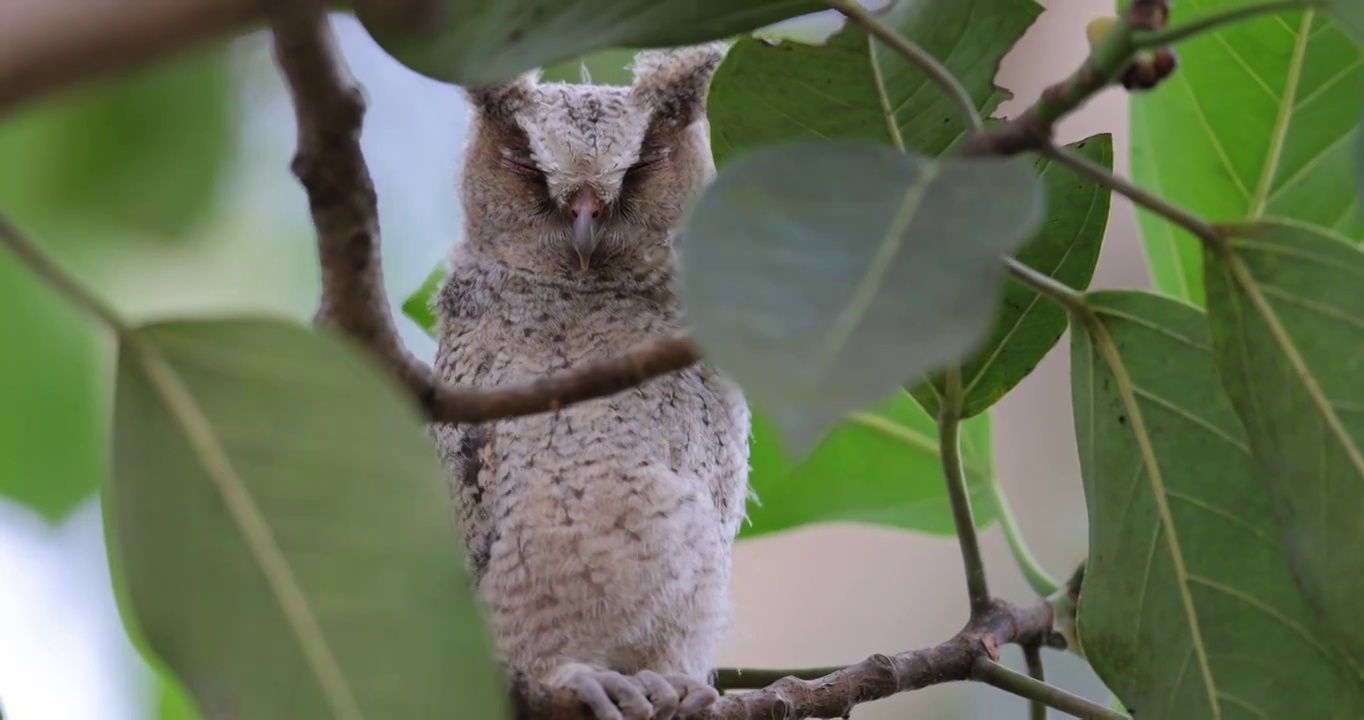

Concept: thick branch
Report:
left=269, top=0, right=701, bottom=425
left=0, top=0, right=266, bottom=116
left=515, top=600, right=1056, bottom=719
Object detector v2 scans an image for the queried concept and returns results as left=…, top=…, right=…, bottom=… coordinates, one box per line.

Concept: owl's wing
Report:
left=436, top=422, right=498, bottom=584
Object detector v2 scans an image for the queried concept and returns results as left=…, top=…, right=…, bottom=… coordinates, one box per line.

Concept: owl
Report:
left=430, top=43, right=752, bottom=720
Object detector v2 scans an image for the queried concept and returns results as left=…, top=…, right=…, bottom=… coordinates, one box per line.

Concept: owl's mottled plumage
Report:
left=431, top=43, right=750, bottom=720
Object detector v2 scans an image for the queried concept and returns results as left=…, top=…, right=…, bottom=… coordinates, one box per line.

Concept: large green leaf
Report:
left=0, top=254, right=108, bottom=520
left=355, top=0, right=820, bottom=86
left=0, top=47, right=233, bottom=244
left=912, top=135, right=1112, bottom=419
left=1130, top=5, right=1363, bottom=304
left=742, top=390, right=994, bottom=539
left=679, top=140, right=1044, bottom=455
left=105, top=318, right=507, bottom=718
left=706, top=0, right=1038, bottom=165
left=1203, top=219, right=1364, bottom=671
left=1072, top=289, right=1364, bottom=717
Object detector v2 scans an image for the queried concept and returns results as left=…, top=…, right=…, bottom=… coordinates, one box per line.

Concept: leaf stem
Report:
left=1004, top=257, right=1090, bottom=319
left=939, top=364, right=991, bottom=616
left=972, top=658, right=1130, bottom=719
left=986, top=473, right=1061, bottom=597
left=1132, top=0, right=1311, bottom=48
left=826, top=0, right=982, bottom=131
left=0, top=211, right=129, bottom=335
left=1023, top=645, right=1047, bottom=720
left=1036, top=143, right=1221, bottom=243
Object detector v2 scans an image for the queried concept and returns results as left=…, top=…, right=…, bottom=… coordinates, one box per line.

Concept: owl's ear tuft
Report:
left=630, top=42, right=728, bottom=128
left=464, top=70, right=540, bottom=121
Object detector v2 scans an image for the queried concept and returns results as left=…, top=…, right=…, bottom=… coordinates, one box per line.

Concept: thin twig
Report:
left=1036, top=143, right=1221, bottom=243
left=827, top=0, right=982, bottom=131
left=0, top=212, right=129, bottom=334
left=1132, top=0, right=1309, bottom=48
left=939, top=364, right=991, bottom=616
left=515, top=600, right=1057, bottom=719
left=425, top=335, right=700, bottom=424
left=973, top=658, right=1128, bottom=720
left=1024, top=645, right=1047, bottom=720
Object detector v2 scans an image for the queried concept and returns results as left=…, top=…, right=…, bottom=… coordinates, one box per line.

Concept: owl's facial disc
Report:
left=566, top=186, right=603, bottom=271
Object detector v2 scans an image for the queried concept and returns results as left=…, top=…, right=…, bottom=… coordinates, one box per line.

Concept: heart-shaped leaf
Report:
left=106, top=318, right=507, bottom=718
left=1129, top=4, right=1363, bottom=304
left=1073, top=289, right=1364, bottom=717
left=706, top=0, right=1039, bottom=164
left=742, top=390, right=995, bottom=539
left=912, top=135, right=1112, bottom=419
left=1203, top=219, right=1364, bottom=670
left=354, top=0, right=821, bottom=87
left=678, top=140, right=1045, bottom=456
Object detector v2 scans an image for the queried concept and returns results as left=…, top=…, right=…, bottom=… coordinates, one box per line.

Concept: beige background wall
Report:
left=718, top=3, right=1153, bottom=717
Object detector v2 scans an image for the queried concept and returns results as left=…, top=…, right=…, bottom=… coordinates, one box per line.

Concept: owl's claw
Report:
left=563, top=668, right=718, bottom=720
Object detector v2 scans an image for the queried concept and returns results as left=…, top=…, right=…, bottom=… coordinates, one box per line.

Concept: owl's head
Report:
left=458, top=43, right=726, bottom=284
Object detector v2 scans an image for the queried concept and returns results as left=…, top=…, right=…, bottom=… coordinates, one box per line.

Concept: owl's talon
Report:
left=563, top=668, right=716, bottom=720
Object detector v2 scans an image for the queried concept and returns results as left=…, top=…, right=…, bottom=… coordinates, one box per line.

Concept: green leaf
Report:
left=679, top=140, right=1044, bottom=455
left=354, top=0, right=820, bottom=86
left=539, top=49, right=638, bottom=86
left=105, top=318, right=507, bottom=718
left=742, top=390, right=994, bottom=539
left=0, top=46, right=234, bottom=244
left=706, top=0, right=1039, bottom=165
left=1129, top=5, right=1363, bottom=304
left=1203, top=219, right=1364, bottom=672
left=912, top=134, right=1112, bottom=419
left=0, top=253, right=108, bottom=521
left=402, top=264, right=444, bottom=337
left=1072, top=289, right=1364, bottom=717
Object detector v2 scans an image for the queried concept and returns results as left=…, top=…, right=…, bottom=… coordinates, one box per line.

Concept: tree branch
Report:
left=515, top=599, right=1057, bottom=719
left=0, top=0, right=267, bottom=116
left=268, top=0, right=702, bottom=426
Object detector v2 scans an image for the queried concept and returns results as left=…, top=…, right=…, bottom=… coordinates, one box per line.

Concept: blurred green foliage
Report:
left=0, top=47, right=234, bottom=521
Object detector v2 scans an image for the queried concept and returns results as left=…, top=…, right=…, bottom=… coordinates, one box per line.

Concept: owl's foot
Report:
left=558, top=666, right=718, bottom=720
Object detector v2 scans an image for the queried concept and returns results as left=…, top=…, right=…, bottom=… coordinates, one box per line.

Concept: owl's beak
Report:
left=568, top=187, right=603, bottom=270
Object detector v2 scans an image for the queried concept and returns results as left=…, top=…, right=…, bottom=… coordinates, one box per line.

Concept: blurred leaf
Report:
left=105, top=318, right=507, bottom=718
left=1203, top=219, right=1364, bottom=671
left=706, top=0, right=1039, bottom=165
left=354, top=0, right=820, bottom=86
left=1072, top=289, right=1364, bottom=718
left=0, top=253, right=108, bottom=521
left=742, top=390, right=994, bottom=539
left=1129, top=5, right=1363, bottom=304
left=156, top=674, right=201, bottom=720
left=402, top=264, right=444, bottom=336
left=539, top=49, right=638, bottom=86
left=1324, top=1, right=1364, bottom=42
left=912, top=135, right=1112, bottom=419
left=0, top=47, right=233, bottom=522
left=678, top=140, right=1044, bottom=455
left=0, top=47, right=234, bottom=244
